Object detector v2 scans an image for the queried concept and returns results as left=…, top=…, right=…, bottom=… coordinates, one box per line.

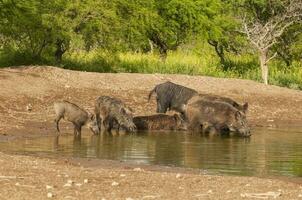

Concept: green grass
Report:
left=1, top=48, right=302, bottom=90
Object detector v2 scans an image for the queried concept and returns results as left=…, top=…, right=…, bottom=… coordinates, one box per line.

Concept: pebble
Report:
left=46, top=185, right=53, bottom=190
left=176, top=173, right=182, bottom=178
left=112, top=181, right=119, bottom=186
left=75, top=183, right=82, bottom=187
left=67, top=180, right=74, bottom=184
left=126, top=198, right=134, bottom=200
left=299, top=194, right=302, bottom=198
left=120, top=174, right=126, bottom=177
left=47, top=192, right=54, bottom=198
left=84, top=179, right=89, bottom=183
left=133, top=168, right=142, bottom=171
left=207, top=190, right=213, bottom=194
left=26, top=104, right=32, bottom=111
left=63, top=183, right=72, bottom=187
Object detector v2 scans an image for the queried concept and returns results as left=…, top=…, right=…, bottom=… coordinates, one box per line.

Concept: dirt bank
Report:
left=0, top=66, right=302, bottom=199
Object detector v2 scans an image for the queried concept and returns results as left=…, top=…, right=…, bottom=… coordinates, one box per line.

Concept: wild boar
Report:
left=185, top=98, right=251, bottom=137
left=95, top=96, right=136, bottom=133
left=148, top=81, right=198, bottom=117
left=133, top=114, right=187, bottom=131
left=193, top=94, right=249, bottom=114
left=53, top=101, right=99, bottom=136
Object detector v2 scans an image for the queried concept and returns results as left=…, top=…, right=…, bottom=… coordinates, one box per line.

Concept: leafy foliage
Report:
left=0, top=0, right=301, bottom=88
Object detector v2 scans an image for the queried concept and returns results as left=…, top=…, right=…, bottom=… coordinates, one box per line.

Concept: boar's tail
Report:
left=148, top=86, right=157, bottom=102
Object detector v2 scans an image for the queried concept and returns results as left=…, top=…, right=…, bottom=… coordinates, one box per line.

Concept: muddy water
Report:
left=1, top=127, right=302, bottom=177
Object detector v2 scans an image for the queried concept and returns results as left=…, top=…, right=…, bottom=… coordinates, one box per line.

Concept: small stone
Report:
left=63, top=183, right=72, bottom=187
left=298, top=194, right=302, bottom=198
left=133, top=168, right=142, bottom=171
left=120, top=174, right=126, bottom=177
left=245, top=184, right=250, bottom=187
left=126, top=198, right=134, bottom=200
left=84, top=179, right=89, bottom=183
left=26, top=104, right=33, bottom=111
left=176, top=173, right=182, bottom=178
left=65, top=84, right=71, bottom=88
left=207, top=190, right=213, bottom=194
left=46, top=185, right=53, bottom=190
left=75, top=183, right=82, bottom=187
left=111, top=181, right=119, bottom=186
left=47, top=192, right=54, bottom=198
left=15, top=182, right=20, bottom=186
left=67, top=180, right=73, bottom=184
left=226, top=190, right=232, bottom=193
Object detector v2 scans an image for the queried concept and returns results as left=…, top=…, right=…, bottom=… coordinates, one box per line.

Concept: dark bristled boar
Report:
left=148, top=81, right=198, bottom=117
left=95, top=96, right=136, bottom=133
left=185, top=97, right=251, bottom=137
left=197, top=93, right=248, bottom=114
left=54, top=101, right=99, bottom=136
left=133, top=114, right=187, bottom=131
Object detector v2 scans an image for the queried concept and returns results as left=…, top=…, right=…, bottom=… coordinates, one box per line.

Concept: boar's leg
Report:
left=100, top=117, right=109, bottom=133
left=54, top=115, right=63, bottom=133
left=156, top=98, right=168, bottom=113
left=73, top=124, right=82, bottom=137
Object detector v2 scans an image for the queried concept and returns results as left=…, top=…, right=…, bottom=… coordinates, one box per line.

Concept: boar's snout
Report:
left=128, top=123, right=137, bottom=133
left=238, top=128, right=251, bottom=137
left=87, top=118, right=100, bottom=135
left=119, top=122, right=137, bottom=133
left=89, top=125, right=100, bottom=135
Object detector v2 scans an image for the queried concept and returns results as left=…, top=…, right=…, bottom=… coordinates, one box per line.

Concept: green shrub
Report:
left=1, top=48, right=301, bottom=90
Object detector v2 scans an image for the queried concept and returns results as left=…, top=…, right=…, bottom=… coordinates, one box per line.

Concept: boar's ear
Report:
left=120, top=107, right=126, bottom=115
left=126, top=107, right=134, bottom=113
left=242, top=103, right=249, bottom=114
left=235, top=111, right=241, bottom=120
left=87, top=111, right=94, bottom=120
left=173, top=114, right=180, bottom=120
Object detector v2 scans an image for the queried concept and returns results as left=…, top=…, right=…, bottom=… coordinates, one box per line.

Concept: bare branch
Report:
left=265, top=52, right=277, bottom=64
left=241, top=0, right=302, bottom=50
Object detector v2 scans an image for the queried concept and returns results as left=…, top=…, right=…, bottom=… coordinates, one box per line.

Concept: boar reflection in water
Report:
left=133, top=114, right=187, bottom=131
left=186, top=98, right=251, bottom=137
left=54, top=101, right=99, bottom=136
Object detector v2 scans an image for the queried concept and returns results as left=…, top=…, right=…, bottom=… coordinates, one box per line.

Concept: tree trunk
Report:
left=208, top=40, right=226, bottom=69
left=55, top=39, right=68, bottom=64
left=259, top=49, right=269, bottom=85
left=148, top=33, right=168, bottom=62
left=148, top=39, right=154, bottom=54
left=159, top=48, right=167, bottom=62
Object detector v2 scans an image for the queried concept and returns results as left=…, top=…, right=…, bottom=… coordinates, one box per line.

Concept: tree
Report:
left=273, top=24, right=302, bottom=66
left=206, top=1, right=244, bottom=69
left=240, top=0, right=302, bottom=84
